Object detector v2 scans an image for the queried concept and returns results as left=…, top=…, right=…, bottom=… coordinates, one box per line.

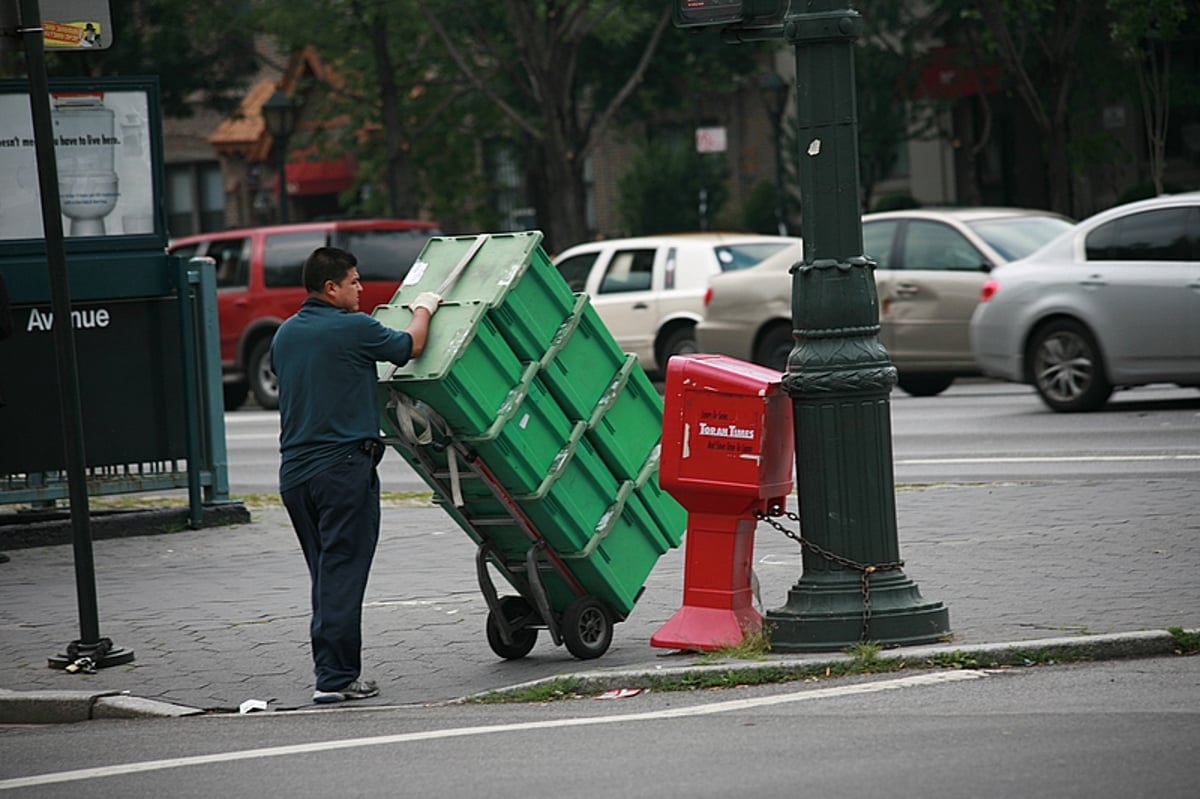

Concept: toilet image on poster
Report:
left=0, top=89, right=154, bottom=240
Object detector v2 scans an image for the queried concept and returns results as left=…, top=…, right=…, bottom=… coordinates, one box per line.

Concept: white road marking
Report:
left=0, top=670, right=988, bottom=791
left=894, top=455, right=1200, bottom=465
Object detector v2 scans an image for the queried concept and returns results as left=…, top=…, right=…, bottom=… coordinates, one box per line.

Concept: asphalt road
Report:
left=223, top=381, right=1200, bottom=496
left=2, top=656, right=1196, bottom=798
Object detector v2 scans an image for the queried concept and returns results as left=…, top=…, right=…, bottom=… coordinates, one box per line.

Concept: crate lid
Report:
left=393, top=231, right=546, bottom=307
left=372, top=301, right=491, bottom=382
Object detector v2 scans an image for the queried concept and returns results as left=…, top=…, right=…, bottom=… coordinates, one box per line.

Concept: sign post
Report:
left=11, top=0, right=133, bottom=670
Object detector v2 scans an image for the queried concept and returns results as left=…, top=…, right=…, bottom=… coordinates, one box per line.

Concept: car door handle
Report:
left=1080, top=274, right=1106, bottom=287
left=895, top=283, right=919, bottom=297
left=632, top=302, right=649, bottom=310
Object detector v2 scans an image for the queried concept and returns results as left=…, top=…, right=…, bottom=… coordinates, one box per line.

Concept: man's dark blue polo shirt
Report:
left=272, top=297, right=413, bottom=493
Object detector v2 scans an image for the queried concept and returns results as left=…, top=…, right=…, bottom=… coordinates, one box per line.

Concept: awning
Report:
left=283, top=156, right=354, bottom=196
left=916, top=47, right=1000, bottom=99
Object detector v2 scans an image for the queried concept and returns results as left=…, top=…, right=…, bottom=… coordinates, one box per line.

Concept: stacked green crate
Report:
left=537, top=294, right=628, bottom=421
left=586, top=354, right=664, bottom=480
left=372, top=302, right=525, bottom=435
left=557, top=447, right=686, bottom=616
left=390, top=231, right=576, bottom=361
left=375, top=231, right=685, bottom=621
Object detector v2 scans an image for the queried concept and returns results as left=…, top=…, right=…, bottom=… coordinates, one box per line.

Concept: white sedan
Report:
left=553, top=233, right=800, bottom=374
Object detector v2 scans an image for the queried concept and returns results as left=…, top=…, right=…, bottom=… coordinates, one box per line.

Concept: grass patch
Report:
left=1168, top=627, right=1200, bottom=654
left=468, top=678, right=587, bottom=704
left=694, top=628, right=774, bottom=664
left=53, top=490, right=435, bottom=512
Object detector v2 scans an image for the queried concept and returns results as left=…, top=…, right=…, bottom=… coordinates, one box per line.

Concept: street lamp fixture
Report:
left=760, top=71, right=790, bottom=236
left=262, top=89, right=300, bottom=224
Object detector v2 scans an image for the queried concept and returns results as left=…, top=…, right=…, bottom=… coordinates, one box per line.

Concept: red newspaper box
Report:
left=652, top=354, right=794, bottom=650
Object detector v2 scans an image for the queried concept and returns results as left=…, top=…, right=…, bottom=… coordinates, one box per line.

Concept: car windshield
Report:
left=967, top=216, right=1074, bottom=261
left=713, top=242, right=792, bottom=272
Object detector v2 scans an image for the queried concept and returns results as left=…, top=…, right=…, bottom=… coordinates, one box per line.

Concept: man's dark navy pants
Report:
left=282, top=447, right=380, bottom=692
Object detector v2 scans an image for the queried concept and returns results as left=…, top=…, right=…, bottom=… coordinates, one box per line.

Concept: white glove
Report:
left=408, top=291, right=442, bottom=316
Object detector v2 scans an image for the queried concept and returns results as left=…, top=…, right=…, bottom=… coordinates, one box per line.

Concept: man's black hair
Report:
left=302, top=247, right=357, bottom=294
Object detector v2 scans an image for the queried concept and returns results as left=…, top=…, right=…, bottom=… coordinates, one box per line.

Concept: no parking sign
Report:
left=695, top=126, right=727, bottom=153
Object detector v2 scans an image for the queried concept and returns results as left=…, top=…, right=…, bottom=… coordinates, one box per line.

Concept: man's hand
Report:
left=408, top=292, right=443, bottom=317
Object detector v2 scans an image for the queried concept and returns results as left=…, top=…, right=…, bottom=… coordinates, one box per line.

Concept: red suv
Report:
left=169, top=218, right=443, bottom=410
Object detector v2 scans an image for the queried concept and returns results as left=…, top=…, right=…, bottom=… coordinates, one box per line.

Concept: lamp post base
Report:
left=48, top=638, right=135, bottom=672
left=766, top=569, right=949, bottom=652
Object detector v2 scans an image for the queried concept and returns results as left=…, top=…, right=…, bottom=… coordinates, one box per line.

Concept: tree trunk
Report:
left=363, top=5, right=418, bottom=218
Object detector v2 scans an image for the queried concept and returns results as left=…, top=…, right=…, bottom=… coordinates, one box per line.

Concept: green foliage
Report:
left=2, top=0, right=257, bottom=117
left=871, top=192, right=922, bottom=212
left=1107, top=0, right=1188, bottom=55
left=617, top=140, right=729, bottom=235
left=1167, top=626, right=1200, bottom=654
left=694, top=628, right=774, bottom=663
left=845, top=641, right=884, bottom=664
left=927, top=651, right=981, bottom=669
left=468, top=677, right=586, bottom=704
left=742, top=181, right=784, bottom=234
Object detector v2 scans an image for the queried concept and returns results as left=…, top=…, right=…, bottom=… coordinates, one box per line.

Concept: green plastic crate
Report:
left=373, top=302, right=524, bottom=436
left=461, top=363, right=575, bottom=495
left=512, top=422, right=621, bottom=553
left=557, top=453, right=684, bottom=616
left=629, top=446, right=687, bottom=550
left=586, top=354, right=663, bottom=480
left=391, top=232, right=576, bottom=361
left=538, top=294, right=628, bottom=422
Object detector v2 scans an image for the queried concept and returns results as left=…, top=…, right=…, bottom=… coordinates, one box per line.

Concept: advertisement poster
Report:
left=0, top=88, right=154, bottom=240
left=40, top=0, right=114, bottom=50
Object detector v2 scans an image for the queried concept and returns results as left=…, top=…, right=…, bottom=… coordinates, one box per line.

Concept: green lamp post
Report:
left=675, top=0, right=951, bottom=650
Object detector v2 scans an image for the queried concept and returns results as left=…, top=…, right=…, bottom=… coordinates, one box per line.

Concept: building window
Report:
left=166, top=161, right=224, bottom=238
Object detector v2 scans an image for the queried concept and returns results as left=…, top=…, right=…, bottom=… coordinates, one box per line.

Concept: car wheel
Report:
left=754, top=324, right=793, bottom=372
left=247, top=337, right=280, bottom=410
left=223, top=380, right=249, bottom=411
left=658, top=325, right=698, bottom=369
left=897, top=373, right=955, bottom=397
left=1029, top=320, right=1112, bottom=412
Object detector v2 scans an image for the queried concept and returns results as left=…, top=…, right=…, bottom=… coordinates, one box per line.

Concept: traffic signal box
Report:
left=652, top=354, right=794, bottom=651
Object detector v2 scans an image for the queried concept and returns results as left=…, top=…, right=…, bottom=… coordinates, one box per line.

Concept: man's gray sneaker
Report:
left=312, top=679, right=379, bottom=704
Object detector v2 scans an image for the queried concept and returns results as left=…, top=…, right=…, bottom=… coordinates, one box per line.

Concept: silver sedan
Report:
left=697, top=208, right=1072, bottom=395
left=970, top=192, right=1200, bottom=411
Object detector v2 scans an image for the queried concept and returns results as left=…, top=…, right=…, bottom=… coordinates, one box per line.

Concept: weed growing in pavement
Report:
left=926, top=651, right=981, bottom=669
left=694, top=627, right=773, bottom=664
left=1168, top=626, right=1200, bottom=654
left=468, top=677, right=588, bottom=704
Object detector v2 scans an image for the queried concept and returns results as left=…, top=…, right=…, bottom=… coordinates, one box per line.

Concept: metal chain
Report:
left=754, top=508, right=905, bottom=642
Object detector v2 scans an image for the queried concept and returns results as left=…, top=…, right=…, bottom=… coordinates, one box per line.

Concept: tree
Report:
left=253, top=0, right=490, bottom=221
left=417, top=0, right=672, bottom=252
left=617, top=139, right=728, bottom=236
left=853, top=1, right=949, bottom=210
left=1107, top=0, right=1189, bottom=196
left=0, top=0, right=257, bottom=118
left=966, top=0, right=1090, bottom=215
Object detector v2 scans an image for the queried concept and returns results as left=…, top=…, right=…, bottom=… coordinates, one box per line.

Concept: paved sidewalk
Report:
left=1, top=478, right=1198, bottom=718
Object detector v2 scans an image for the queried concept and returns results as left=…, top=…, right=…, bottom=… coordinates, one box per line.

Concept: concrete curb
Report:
left=0, top=690, right=203, bottom=724
left=458, top=629, right=1189, bottom=701
left=0, top=629, right=1189, bottom=722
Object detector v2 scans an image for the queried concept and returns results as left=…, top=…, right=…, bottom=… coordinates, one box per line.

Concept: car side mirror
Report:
left=980, top=261, right=994, bottom=273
